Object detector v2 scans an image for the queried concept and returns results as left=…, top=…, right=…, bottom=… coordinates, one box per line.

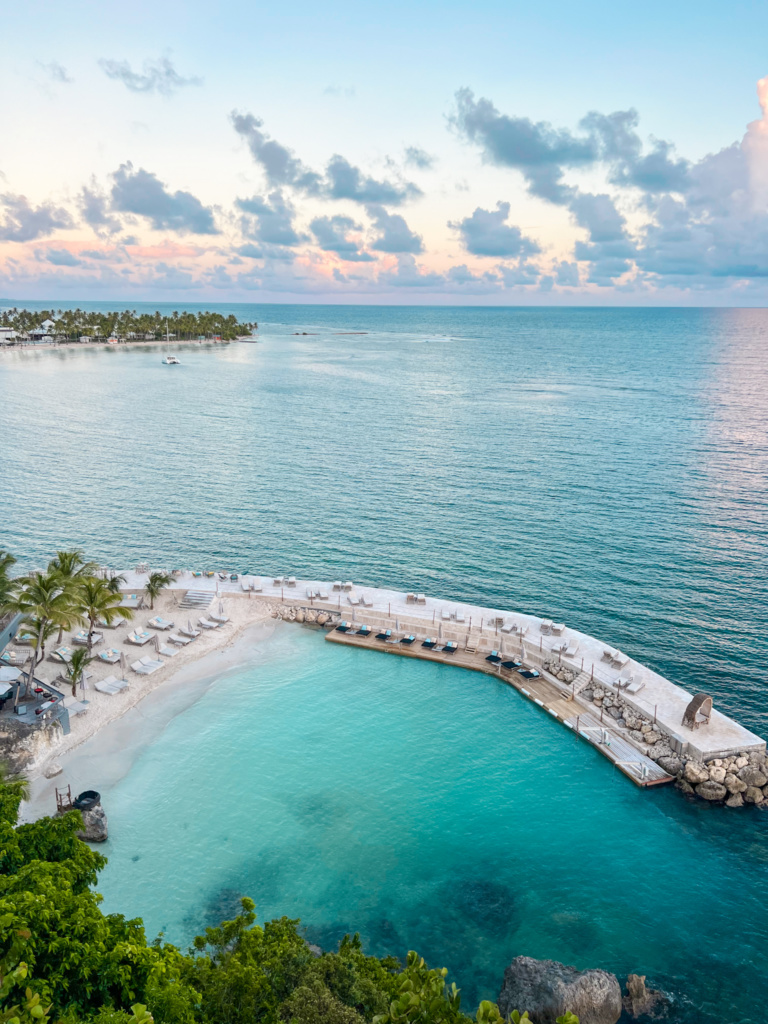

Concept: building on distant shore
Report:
left=0, top=327, right=17, bottom=344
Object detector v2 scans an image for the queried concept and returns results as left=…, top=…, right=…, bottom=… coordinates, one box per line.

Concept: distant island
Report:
left=0, top=308, right=258, bottom=344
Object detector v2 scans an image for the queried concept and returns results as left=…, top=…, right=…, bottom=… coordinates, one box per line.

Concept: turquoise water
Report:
left=2, top=305, right=768, bottom=1020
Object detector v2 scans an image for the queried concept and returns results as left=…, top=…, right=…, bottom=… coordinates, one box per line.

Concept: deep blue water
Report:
left=2, top=304, right=768, bottom=1021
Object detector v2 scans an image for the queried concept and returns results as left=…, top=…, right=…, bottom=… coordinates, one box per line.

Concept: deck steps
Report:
left=178, top=590, right=215, bottom=609
left=571, top=670, right=592, bottom=698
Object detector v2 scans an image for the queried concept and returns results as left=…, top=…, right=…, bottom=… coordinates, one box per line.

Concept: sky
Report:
left=2, top=0, right=768, bottom=305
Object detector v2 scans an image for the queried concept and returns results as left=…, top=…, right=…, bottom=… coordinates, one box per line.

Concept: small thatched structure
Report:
left=682, top=692, right=713, bottom=730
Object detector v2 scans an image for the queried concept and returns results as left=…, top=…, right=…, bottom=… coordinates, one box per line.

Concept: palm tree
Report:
left=105, top=573, right=127, bottom=595
left=145, top=571, right=173, bottom=610
left=48, top=550, right=99, bottom=642
left=75, top=577, right=134, bottom=655
left=64, top=648, right=94, bottom=698
left=5, top=571, right=76, bottom=686
left=0, top=549, right=17, bottom=609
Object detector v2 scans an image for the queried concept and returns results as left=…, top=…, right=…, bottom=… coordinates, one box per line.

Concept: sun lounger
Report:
left=198, top=617, right=219, bottom=629
left=127, top=631, right=152, bottom=646
left=179, top=626, right=200, bottom=638
left=376, top=630, right=392, bottom=641
left=354, top=625, right=372, bottom=636
left=251, top=578, right=263, bottom=592
left=317, top=589, right=329, bottom=600
left=416, top=594, right=426, bottom=605
left=564, top=640, right=579, bottom=657
left=500, top=623, right=514, bottom=634
left=444, top=641, right=458, bottom=654
left=120, top=594, right=142, bottom=608
left=148, top=617, right=174, bottom=630
left=518, top=668, right=540, bottom=679
left=132, top=656, right=163, bottom=675
left=625, top=677, right=646, bottom=694
left=73, top=630, right=100, bottom=646
left=335, top=621, right=351, bottom=632
left=551, top=623, right=565, bottom=635
left=158, top=645, right=179, bottom=658
left=210, top=613, right=229, bottom=624
left=244, top=579, right=255, bottom=592
left=551, top=639, right=568, bottom=654
left=273, top=576, right=284, bottom=586
left=441, top=609, right=451, bottom=621
left=343, top=581, right=354, bottom=591
left=360, top=595, right=373, bottom=607
left=502, top=658, right=522, bottom=670
left=95, top=679, right=120, bottom=695
left=540, top=620, right=553, bottom=634
left=14, top=633, right=34, bottom=646
left=286, top=576, right=296, bottom=587
left=99, top=674, right=128, bottom=692
left=400, top=635, right=416, bottom=644
left=612, top=652, right=630, bottom=668
left=97, top=616, right=125, bottom=629
left=421, top=637, right=436, bottom=648
left=98, top=648, right=121, bottom=664
left=218, top=573, right=228, bottom=581
left=192, top=571, right=203, bottom=577
left=64, top=698, right=88, bottom=715
left=455, top=612, right=465, bottom=623
left=1, top=651, right=21, bottom=666
left=406, top=593, right=416, bottom=603
left=486, top=651, right=502, bottom=664
left=332, top=581, right=342, bottom=591
left=602, top=647, right=618, bottom=662
left=52, top=646, right=73, bottom=663
left=347, top=595, right=360, bottom=606
left=169, top=633, right=192, bottom=646
left=306, top=587, right=315, bottom=599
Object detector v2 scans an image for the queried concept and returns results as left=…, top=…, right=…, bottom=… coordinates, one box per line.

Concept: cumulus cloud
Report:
left=404, top=146, right=435, bottom=170
left=79, top=182, right=122, bottom=235
left=38, top=61, right=72, bottom=84
left=232, top=112, right=421, bottom=205
left=450, top=201, right=540, bottom=257
left=110, top=163, right=218, bottom=234
left=0, top=194, right=72, bottom=241
left=309, top=215, right=374, bottom=261
left=367, top=205, right=423, bottom=253
left=378, top=254, right=444, bottom=288
left=99, top=56, right=202, bottom=96
left=236, top=190, right=302, bottom=246
left=38, top=248, right=81, bottom=266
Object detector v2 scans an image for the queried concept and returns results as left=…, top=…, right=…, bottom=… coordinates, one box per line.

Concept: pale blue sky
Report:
left=2, top=0, right=768, bottom=303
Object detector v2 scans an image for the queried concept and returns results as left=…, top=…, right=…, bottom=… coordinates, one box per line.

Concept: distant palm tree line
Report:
left=0, top=308, right=257, bottom=342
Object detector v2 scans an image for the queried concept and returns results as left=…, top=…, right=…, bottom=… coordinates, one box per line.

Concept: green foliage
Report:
left=0, top=551, right=17, bottom=610
left=279, top=979, right=365, bottom=1024
left=0, top=770, right=29, bottom=829
left=372, top=952, right=470, bottom=1024
left=144, top=573, right=173, bottom=610
left=0, top=309, right=257, bottom=343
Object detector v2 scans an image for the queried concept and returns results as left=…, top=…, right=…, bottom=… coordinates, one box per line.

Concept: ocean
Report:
left=2, top=304, right=768, bottom=1020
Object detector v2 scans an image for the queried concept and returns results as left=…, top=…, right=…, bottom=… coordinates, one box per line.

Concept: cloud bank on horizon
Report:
left=3, top=56, right=768, bottom=303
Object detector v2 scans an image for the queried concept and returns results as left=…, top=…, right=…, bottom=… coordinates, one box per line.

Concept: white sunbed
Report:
left=198, top=617, right=219, bottom=629
left=286, top=576, right=297, bottom=587
left=131, top=657, right=163, bottom=675
left=74, top=630, right=103, bottom=646
left=210, top=613, right=229, bottom=624
left=179, top=626, right=201, bottom=638
left=500, top=622, right=514, bottom=634
left=564, top=640, right=579, bottom=657
left=243, top=578, right=254, bottom=592
left=317, top=589, right=329, bottom=600
left=148, top=617, right=174, bottom=630
left=455, top=612, right=466, bottom=623
left=98, top=648, right=121, bottom=664
left=52, top=646, right=73, bottom=663
left=273, top=576, right=285, bottom=586
left=416, top=594, right=426, bottom=604
left=158, top=644, right=179, bottom=658
left=612, top=652, right=630, bottom=668
left=552, top=639, right=568, bottom=654
left=347, top=595, right=360, bottom=606
left=551, top=623, right=565, bottom=635
left=251, top=579, right=263, bottom=592
left=169, top=633, right=192, bottom=646
left=406, top=592, right=416, bottom=603
left=120, top=594, right=142, bottom=609
left=625, top=677, right=646, bottom=694
left=540, top=619, right=553, bottom=634
left=127, top=631, right=152, bottom=646
left=441, top=609, right=451, bottom=621
left=332, top=581, right=343, bottom=592
left=343, top=581, right=354, bottom=591
left=360, top=595, right=373, bottom=608
left=98, top=616, right=126, bottom=629
left=603, top=647, right=618, bottom=661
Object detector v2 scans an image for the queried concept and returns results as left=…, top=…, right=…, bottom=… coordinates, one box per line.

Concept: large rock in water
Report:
left=77, top=803, right=108, bottom=843
left=498, top=957, right=622, bottom=1024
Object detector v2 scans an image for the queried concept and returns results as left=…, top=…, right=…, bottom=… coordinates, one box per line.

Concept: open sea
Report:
left=2, top=304, right=768, bottom=1021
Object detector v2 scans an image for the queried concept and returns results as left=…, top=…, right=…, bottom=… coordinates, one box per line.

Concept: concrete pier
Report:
left=117, top=569, right=767, bottom=768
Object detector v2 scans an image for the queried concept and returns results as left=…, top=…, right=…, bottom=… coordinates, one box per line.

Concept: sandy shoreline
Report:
left=19, top=591, right=273, bottom=782
left=21, top=615, right=283, bottom=823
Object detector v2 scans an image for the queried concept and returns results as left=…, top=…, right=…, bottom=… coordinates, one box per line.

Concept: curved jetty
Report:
left=115, top=569, right=766, bottom=794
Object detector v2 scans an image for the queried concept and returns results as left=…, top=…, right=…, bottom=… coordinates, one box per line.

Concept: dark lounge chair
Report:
left=444, top=641, right=458, bottom=654
left=517, top=668, right=540, bottom=679
left=336, top=621, right=351, bottom=632
left=421, top=637, right=436, bottom=648
left=485, top=651, right=502, bottom=664
left=400, top=635, right=416, bottom=645
left=355, top=625, right=372, bottom=636
left=501, top=659, right=522, bottom=670
left=376, top=629, right=392, bottom=641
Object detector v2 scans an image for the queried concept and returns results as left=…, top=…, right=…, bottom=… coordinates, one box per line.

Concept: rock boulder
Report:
left=744, top=786, right=764, bottom=805
left=695, top=781, right=727, bottom=802
left=683, top=761, right=709, bottom=786
left=76, top=803, right=108, bottom=843
left=622, top=974, right=667, bottom=1019
left=498, top=956, right=622, bottom=1024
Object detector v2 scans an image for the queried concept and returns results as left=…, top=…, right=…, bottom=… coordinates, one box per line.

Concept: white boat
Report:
left=163, top=355, right=181, bottom=365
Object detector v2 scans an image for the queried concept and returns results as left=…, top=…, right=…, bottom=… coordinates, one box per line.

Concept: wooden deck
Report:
left=326, top=629, right=673, bottom=788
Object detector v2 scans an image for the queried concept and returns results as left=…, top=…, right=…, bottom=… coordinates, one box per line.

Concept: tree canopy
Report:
left=0, top=309, right=257, bottom=342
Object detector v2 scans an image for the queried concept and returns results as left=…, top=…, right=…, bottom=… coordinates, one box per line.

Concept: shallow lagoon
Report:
left=92, top=625, right=768, bottom=1022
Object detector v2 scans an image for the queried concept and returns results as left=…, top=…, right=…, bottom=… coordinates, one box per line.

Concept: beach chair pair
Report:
left=127, top=630, right=153, bottom=646
left=131, top=656, right=163, bottom=675
left=74, top=629, right=103, bottom=646
left=98, top=648, right=121, bottom=664
left=148, top=616, right=174, bottom=630
left=96, top=675, right=129, bottom=695
left=198, top=617, right=220, bottom=629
